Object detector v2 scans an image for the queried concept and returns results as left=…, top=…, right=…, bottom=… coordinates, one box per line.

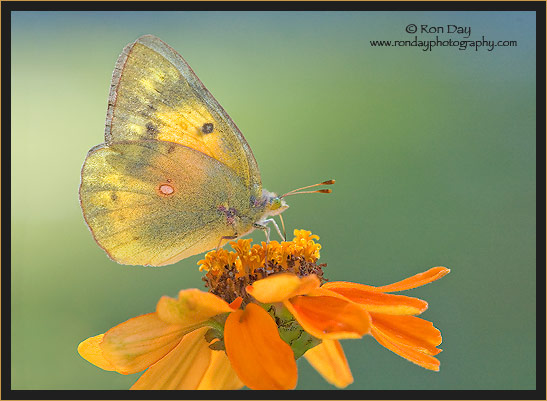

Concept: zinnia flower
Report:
left=78, top=230, right=449, bottom=390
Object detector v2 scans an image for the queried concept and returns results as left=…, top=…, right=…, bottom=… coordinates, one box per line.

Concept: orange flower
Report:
left=322, top=266, right=450, bottom=372
left=78, top=290, right=244, bottom=389
left=78, top=230, right=449, bottom=389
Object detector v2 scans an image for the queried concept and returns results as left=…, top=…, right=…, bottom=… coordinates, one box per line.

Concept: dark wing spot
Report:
left=110, top=192, right=118, bottom=201
left=201, top=123, right=214, bottom=134
left=146, top=123, right=158, bottom=137
left=167, top=144, right=176, bottom=154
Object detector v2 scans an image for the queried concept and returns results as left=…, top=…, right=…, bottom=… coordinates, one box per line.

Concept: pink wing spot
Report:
left=158, top=183, right=175, bottom=196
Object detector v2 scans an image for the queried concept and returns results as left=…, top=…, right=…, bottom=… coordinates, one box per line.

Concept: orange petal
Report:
left=224, top=303, right=297, bottom=390
left=371, top=313, right=441, bottom=355
left=323, top=281, right=378, bottom=292
left=131, top=327, right=211, bottom=389
left=100, top=313, right=187, bottom=374
left=321, top=284, right=428, bottom=315
left=371, top=326, right=440, bottom=371
left=156, top=289, right=232, bottom=326
left=77, top=334, right=116, bottom=372
left=324, top=267, right=450, bottom=294
left=246, top=273, right=320, bottom=303
left=304, top=340, right=353, bottom=388
left=229, top=297, right=243, bottom=310
left=284, top=289, right=371, bottom=340
left=375, top=267, right=450, bottom=292
left=197, top=350, right=244, bottom=390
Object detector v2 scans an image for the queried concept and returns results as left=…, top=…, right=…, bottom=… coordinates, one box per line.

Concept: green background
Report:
left=11, top=11, right=536, bottom=390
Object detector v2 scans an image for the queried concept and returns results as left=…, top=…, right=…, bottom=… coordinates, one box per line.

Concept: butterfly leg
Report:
left=253, top=223, right=271, bottom=243
left=253, top=222, right=272, bottom=264
left=259, top=218, right=285, bottom=241
left=216, top=234, right=238, bottom=252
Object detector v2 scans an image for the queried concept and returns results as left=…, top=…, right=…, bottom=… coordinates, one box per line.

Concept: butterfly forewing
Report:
left=106, top=35, right=261, bottom=201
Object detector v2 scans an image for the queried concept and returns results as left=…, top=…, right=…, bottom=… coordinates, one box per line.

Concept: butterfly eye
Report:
left=201, top=123, right=214, bottom=134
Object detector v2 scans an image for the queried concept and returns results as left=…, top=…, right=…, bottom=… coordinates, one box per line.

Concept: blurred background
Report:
left=11, top=11, right=536, bottom=390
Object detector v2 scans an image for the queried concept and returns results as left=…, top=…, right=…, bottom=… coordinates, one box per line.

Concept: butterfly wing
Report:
left=80, top=140, right=249, bottom=266
left=105, top=34, right=262, bottom=201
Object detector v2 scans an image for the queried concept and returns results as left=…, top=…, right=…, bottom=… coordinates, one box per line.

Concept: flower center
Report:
left=198, top=230, right=327, bottom=305
left=203, top=254, right=326, bottom=305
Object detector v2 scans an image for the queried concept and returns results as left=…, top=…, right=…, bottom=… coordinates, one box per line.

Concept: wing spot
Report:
left=110, top=192, right=118, bottom=202
left=201, top=123, right=214, bottom=134
left=158, top=183, right=175, bottom=196
left=146, top=123, right=158, bottom=137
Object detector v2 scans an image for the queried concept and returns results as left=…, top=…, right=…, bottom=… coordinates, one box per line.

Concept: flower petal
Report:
left=323, top=281, right=377, bottom=292
left=383, top=267, right=451, bottom=292
left=371, top=326, right=441, bottom=371
left=100, top=313, right=187, bottom=374
left=375, top=267, right=450, bottom=292
left=323, top=267, right=450, bottom=294
left=304, top=340, right=353, bottom=388
left=131, top=327, right=211, bottom=390
left=156, top=289, right=233, bottom=326
left=229, top=297, right=243, bottom=310
left=224, top=303, right=297, bottom=390
left=77, top=334, right=116, bottom=372
left=197, top=349, right=244, bottom=390
left=371, top=313, right=442, bottom=354
left=246, top=273, right=320, bottom=303
left=285, top=289, right=371, bottom=340
left=321, top=284, right=428, bottom=315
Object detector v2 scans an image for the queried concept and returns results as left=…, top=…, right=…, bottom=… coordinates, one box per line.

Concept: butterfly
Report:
left=79, top=35, right=333, bottom=266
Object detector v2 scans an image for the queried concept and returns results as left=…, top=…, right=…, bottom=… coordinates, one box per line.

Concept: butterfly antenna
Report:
left=281, top=179, right=335, bottom=198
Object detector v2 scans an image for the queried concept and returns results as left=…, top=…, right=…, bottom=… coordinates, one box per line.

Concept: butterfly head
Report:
left=261, top=190, right=289, bottom=217
left=260, top=179, right=335, bottom=218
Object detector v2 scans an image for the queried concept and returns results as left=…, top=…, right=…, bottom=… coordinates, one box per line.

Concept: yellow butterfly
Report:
left=80, top=35, right=333, bottom=266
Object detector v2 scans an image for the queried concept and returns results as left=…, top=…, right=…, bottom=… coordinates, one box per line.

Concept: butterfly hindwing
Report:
left=79, top=140, right=250, bottom=266
left=106, top=35, right=262, bottom=201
